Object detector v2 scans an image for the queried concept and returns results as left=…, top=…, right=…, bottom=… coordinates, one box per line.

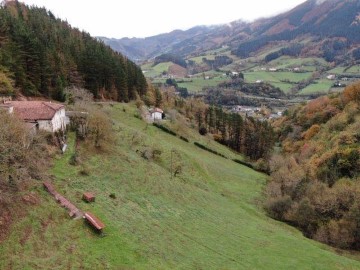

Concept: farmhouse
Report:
left=150, top=107, right=164, bottom=120
left=7, top=101, right=66, bottom=132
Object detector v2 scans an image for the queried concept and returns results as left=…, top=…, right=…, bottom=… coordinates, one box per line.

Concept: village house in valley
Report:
left=6, top=101, right=67, bottom=132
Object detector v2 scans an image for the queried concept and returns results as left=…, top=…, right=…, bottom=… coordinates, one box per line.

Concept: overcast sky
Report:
left=21, top=0, right=307, bottom=38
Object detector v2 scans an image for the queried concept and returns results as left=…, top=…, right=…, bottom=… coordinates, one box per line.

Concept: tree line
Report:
left=0, top=1, right=147, bottom=101
left=196, top=106, right=274, bottom=160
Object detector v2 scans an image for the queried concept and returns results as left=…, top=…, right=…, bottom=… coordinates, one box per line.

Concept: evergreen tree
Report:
left=0, top=1, right=147, bottom=101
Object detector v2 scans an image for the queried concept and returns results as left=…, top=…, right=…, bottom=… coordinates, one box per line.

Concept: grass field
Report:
left=271, top=82, right=294, bottom=93
left=141, top=54, right=333, bottom=96
left=299, top=80, right=334, bottom=95
left=188, top=48, right=232, bottom=64
left=328, top=65, right=360, bottom=75
left=328, top=66, right=346, bottom=75
left=177, top=76, right=228, bottom=93
left=1, top=103, right=360, bottom=269
left=189, top=55, right=216, bottom=64
left=244, top=71, right=312, bottom=84
left=268, top=57, right=327, bottom=69
left=346, top=65, right=360, bottom=73
left=142, top=62, right=173, bottom=78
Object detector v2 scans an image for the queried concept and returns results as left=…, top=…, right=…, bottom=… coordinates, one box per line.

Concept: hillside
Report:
left=98, top=25, right=224, bottom=61
left=1, top=103, right=360, bottom=269
left=0, top=1, right=147, bottom=101
left=266, top=81, right=360, bottom=250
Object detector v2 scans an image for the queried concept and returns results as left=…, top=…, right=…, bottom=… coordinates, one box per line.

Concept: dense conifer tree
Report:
left=0, top=1, right=147, bottom=101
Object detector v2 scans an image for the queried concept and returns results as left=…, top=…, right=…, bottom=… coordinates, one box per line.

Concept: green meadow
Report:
left=177, top=76, right=228, bottom=93
left=299, top=80, right=334, bottom=95
left=142, top=62, right=173, bottom=78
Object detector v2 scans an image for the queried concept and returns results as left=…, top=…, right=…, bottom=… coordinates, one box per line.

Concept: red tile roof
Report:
left=8, top=101, right=64, bottom=121
left=84, top=212, right=105, bottom=230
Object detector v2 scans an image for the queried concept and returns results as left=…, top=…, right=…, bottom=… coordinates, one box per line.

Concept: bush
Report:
left=199, top=126, right=207, bottom=136
left=194, top=142, right=227, bottom=158
left=87, top=109, right=116, bottom=149
left=79, top=165, right=90, bottom=176
left=232, top=159, right=254, bottom=169
left=153, top=123, right=177, bottom=136
left=342, top=81, right=360, bottom=105
left=265, top=196, right=293, bottom=221
left=140, top=147, right=162, bottom=161
left=302, top=124, right=320, bottom=140
left=69, top=152, right=80, bottom=166
left=179, top=136, right=189, bottom=142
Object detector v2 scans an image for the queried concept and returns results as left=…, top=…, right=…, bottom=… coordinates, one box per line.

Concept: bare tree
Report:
left=64, top=86, right=94, bottom=106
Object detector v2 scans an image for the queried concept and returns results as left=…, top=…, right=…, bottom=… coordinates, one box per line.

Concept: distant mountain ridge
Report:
left=98, top=25, right=229, bottom=61
left=100, top=0, right=360, bottom=62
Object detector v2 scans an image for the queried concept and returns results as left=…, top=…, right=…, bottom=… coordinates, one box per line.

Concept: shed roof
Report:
left=150, top=108, right=163, bottom=114
left=7, top=101, right=64, bottom=121
left=84, top=212, right=105, bottom=230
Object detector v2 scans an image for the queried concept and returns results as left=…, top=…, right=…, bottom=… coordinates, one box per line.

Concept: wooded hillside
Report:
left=0, top=1, right=147, bottom=101
left=266, top=81, right=360, bottom=250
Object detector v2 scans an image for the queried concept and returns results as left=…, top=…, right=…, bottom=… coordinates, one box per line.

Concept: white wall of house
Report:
left=38, top=108, right=66, bottom=132
left=52, top=108, right=66, bottom=131
left=37, top=120, right=53, bottom=132
left=151, top=112, right=162, bottom=120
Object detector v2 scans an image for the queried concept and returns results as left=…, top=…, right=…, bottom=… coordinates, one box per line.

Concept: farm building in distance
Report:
left=150, top=108, right=164, bottom=120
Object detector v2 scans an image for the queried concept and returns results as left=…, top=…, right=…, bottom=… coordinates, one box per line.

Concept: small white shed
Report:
left=150, top=108, right=163, bottom=120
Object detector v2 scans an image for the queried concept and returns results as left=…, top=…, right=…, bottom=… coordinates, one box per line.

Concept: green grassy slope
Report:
left=299, top=80, right=334, bottom=95
left=177, top=77, right=228, bottom=93
left=1, top=103, right=360, bottom=269
left=142, top=62, right=173, bottom=78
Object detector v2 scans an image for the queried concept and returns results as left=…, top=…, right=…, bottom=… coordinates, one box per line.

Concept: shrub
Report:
left=140, top=147, right=162, bottom=161
left=179, top=136, right=189, bottom=142
left=265, top=196, right=293, bottom=221
left=69, top=153, right=80, bottom=166
left=153, top=123, right=177, bottom=136
left=194, top=142, right=227, bottom=158
left=87, top=109, right=116, bottom=149
left=199, top=126, right=207, bottom=136
left=292, top=198, right=318, bottom=235
left=302, top=124, right=320, bottom=140
left=232, top=159, right=254, bottom=169
left=342, top=81, right=360, bottom=105
left=79, top=167, right=90, bottom=176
